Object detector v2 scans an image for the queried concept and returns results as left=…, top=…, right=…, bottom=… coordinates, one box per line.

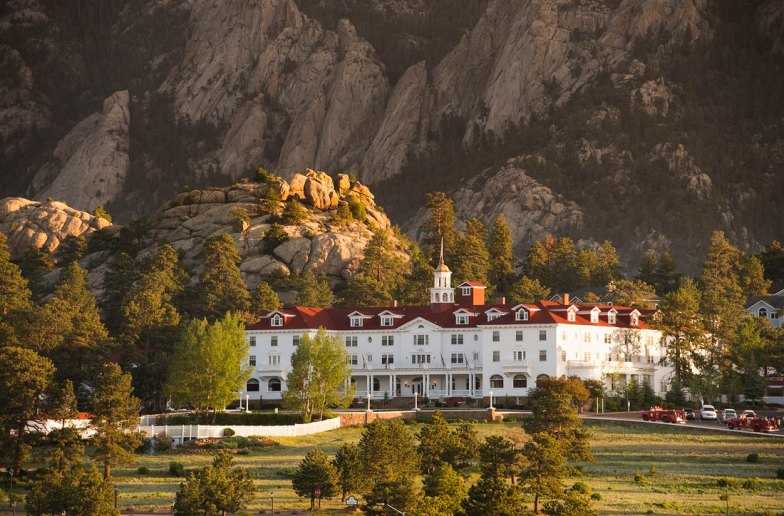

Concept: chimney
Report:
left=496, top=296, right=506, bottom=305
left=393, top=300, right=398, bottom=307
left=563, top=293, right=570, bottom=305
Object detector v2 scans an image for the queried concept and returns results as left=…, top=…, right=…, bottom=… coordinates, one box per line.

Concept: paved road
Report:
left=582, top=410, right=784, bottom=437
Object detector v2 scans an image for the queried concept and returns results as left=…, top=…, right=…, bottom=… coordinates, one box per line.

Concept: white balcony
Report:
left=501, top=360, right=530, bottom=372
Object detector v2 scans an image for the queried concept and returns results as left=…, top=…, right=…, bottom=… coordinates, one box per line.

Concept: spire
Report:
left=435, top=238, right=450, bottom=272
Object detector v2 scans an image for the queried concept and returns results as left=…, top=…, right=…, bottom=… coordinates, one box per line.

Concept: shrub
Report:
left=648, top=464, right=659, bottom=477
left=591, top=493, right=602, bottom=501
left=571, top=481, right=591, bottom=494
left=223, top=428, right=236, bottom=437
left=137, top=466, right=150, bottom=475
left=169, top=461, right=185, bottom=477
left=154, top=432, right=173, bottom=452
left=262, top=223, right=289, bottom=253
left=746, top=453, right=759, bottom=463
left=347, top=195, right=366, bottom=221
left=634, top=473, right=648, bottom=485
left=255, top=167, right=275, bottom=184
left=280, top=199, right=308, bottom=224
left=776, top=467, right=784, bottom=480
left=742, top=477, right=761, bottom=491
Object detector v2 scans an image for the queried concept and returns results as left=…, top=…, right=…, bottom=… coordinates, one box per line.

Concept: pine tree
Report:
left=251, top=281, right=282, bottom=313
left=511, top=276, right=551, bottom=304
left=359, top=420, right=420, bottom=511
left=262, top=222, right=289, bottom=253
left=295, top=270, right=333, bottom=307
left=343, top=229, right=406, bottom=306
left=0, top=232, right=33, bottom=346
left=592, top=240, right=621, bottom=285
left=417, top=410, right=455, bottom=474
left=519, top=432, right=567, bottom=515
left=292, top=448, right=339, bottom=510
left=18, top=244, right=54, bottom=300
left=174, top=451, right=255, bottom=515
left=478, top=435, right=519, bottom=482
left=0, top=347, right=55, bottom=476
left=453, top=218, right=490, bottom=286
left=421, top=192, right=458, bottom=266
left=524, top=238, right=553, bottom=288
left=196, top=233, right=251, bottom=319
left=281, top=198, right=309, bottom=225
left=758, top=240, right=784, bottom=280
left=26, top=465, right=118, bottom=516
left=637, top=252, right=658, bottom=287
left=90, top=363, right=143, bottom=478
left=654, top=251, right=681, bottom=294
left=399, top=243, right=433, bottom=306
left=462, top=475, right=526, bottom=516
left=488, top=214, right=515, bottom=294
left=333, top=443, right=368, bottom=502
left=422, top=463, right=467, bottom=515
left=656, top=278, right=704, bottom=384
left=101, top=253, right=139, bottom=334
left=55, top=235, right=87, bottom=266
left=738, top=255, right=771, bottom=297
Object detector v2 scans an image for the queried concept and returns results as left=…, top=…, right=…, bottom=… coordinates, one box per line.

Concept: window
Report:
left=348, top=355, right=358, bottom=365
left=451, top=353, right=465, bottom=364
left=366, top=353, right=372, bottom=364
left=249, top=336, right=256, bottom=347
left=372, top=377, right=381, bottom=391
left=584, top=352, right=590, bottom=361
left=583, top=333, right=591, bottom=343
left=380, top=315, right=393, bottom=326
left=382, top=335, right=394, bottom=346
left=604, top=334, right=611, bottom=344
left=487, top=313, right=501, bottom=321
left=516, top=309, right=528, bottom=321
left=461, top=287, right=471, bottom=296
left=345, top=336, right=358, bottom=347
left=492, top=350, right=500, bottom=362
left=412, top=354, right=431, bottom=364
left=271, top=314, right=283, bottom=327
left=268, top=378, right=281, bottom=392
left=490, top=375, right=504, bottom=389
left=561, top=351, right=566, bottom=362
left=268, top=355, right=280, bottom=365
left=759, top=307, right=768, bottom=318
left=456, top=314, right=469, bottom=325
left=513, top=375, right=527, bottom=388
left=513, top=350, right=525, bottom=362
left=590, top=309, right=599, bottom=323
left=350, top=316, right=363, bottom=327
left=271, top=336, right=278, bottom=347
left=414, top=335, right=429, bottom=346
left=473, top=351, right=480, bottom=362
left=246, top=378, right=260, bottom=392
left=646, top=335, right=654, bottom=347
left=608, top=311, right=617, bottom=324
left=516, top=330, right=524, bottom=342
left=567, top=309, right=576, bottom=322
left=293, top=335, right=300, bottom=346
left=492, top=331, right=500, bottom=342
left=631, top=313, right=639, bottom=326
left=451, top=334, right=464, bottom=345
left=539, top=330, right=547, bottom=341
left=381, top=354, right=394, bottom=365
left=249, top=355, right=256, bottom=366
left=539, top=350, right=547, bottom=362
left=772, top=311, right=779, bottom=320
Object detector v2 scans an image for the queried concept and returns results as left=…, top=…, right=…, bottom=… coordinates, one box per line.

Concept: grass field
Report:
left=7, top=420, right=784, bottom=514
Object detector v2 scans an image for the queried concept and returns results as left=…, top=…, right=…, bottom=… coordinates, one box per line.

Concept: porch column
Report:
left=389, top=374, right=393, bottom=398
left=424, top=374, right=429, bottom=397
left=447, top=373, right=452, bottom=396
left=469, top=373, right=474, bottom=396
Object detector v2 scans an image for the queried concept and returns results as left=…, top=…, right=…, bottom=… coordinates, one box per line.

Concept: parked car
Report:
left=700, top=405, right=718, bottom=421
left=683, top=408, right=696, bottom=420
left=742, top=409, right=757, bottom=418
left=718, top=408, right=737, bottom=423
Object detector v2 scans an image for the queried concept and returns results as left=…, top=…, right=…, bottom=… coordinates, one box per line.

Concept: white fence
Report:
left=138, top=417, right=341, bottom=445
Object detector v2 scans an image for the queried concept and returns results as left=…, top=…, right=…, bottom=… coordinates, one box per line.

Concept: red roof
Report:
left=246, top=301, right=654, bottom=331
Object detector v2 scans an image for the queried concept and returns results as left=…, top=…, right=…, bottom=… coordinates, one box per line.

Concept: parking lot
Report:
left=582, top=410, right=784, bottom=436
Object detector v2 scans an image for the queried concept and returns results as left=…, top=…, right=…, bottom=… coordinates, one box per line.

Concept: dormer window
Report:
left=380, top=315, right=393, bottom=327
left=567, top=307, right=577, bottom=322
left=271, top=314, right=283, bottom=327
left=590, top=307, right=600, bottom=324
left=456, top=314, right=469, bottom=325
left=350, top=316, right=363, bottom=328
left=758, top=307, right=768, bottom=318
left=608, top=310, right=617, bottom=325
left=487, top=313, right=500, bottom=321
left=630, top=313, right=639, bottom=326
left=516, top=309, right=528, bottom=321
left=461, top=287, right=471, bottom=296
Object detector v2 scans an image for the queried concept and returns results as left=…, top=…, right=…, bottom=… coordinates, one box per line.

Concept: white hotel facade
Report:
left=244, top=255, right=672, bottom=404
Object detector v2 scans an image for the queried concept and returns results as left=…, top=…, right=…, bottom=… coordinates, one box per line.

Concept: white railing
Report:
left=138, top=417, right=341, bottom=444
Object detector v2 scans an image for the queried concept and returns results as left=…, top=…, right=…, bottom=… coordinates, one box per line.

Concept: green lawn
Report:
left=8, top=420, right=784, bottom=514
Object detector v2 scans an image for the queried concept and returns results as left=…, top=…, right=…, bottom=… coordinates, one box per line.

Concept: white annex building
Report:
left=244, top=251, right=672, bottom=404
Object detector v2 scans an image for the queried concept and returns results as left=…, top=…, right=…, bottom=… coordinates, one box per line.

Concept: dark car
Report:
left=683, top=408, right=696, bottom=420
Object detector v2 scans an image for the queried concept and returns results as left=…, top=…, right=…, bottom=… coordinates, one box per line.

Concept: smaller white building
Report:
left=244, top=255, right=672, bottom=404
left=745, top=283, right=784, bottom=329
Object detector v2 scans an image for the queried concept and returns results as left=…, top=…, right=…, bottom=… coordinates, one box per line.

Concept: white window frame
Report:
left=516, top=330, right=524, bottom=342
left=268, top=355, right=280, bottom=365
left=492, top=330, right=500, bottom=342
left=414, top=334, right=429, bottom=346
left=345, top=336, right=358, bottom=347
left=539, top=349, right=547, bottom=362
left=451, top=334, right=464, bottom=345
left=461, top=287, right=472, bottom=296
left=249, top=336, right=256, bottom=347
left=249, top=355, right=256, bottom=366
left=456, top=314, right=469, bottom=325
left=271, top=314, right=283, bottom=327
left=539, top=330, right=547, bottom=341
left=380, top=315, right=393, bottom=327
left=270, top=336, right=278, bottom=347
left=350, top=316, right=363, bottom=328
left=516, top=309, right=528, bottom=321
left=451, top=353, right=465, bottom=364
left=492, top=350, right=500, bottom=362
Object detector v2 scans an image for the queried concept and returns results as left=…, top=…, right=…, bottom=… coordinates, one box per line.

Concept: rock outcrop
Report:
left=405, top=158, right=584, bottom=255
left=0, top=197, right=111, bottom=259
left=29, top=91, right=130, bottom=212
left=648, top=143, right=712, bottom=201
left=757, top=0, right=784, bottom=55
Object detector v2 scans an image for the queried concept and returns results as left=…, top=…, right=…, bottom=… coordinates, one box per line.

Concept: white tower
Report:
left=430, top=240, right=454, bottom=306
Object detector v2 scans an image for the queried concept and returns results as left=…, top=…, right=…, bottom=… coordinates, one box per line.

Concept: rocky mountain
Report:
left=1, top=0, right=782, bottom=273
left=0, top=171, right=396, bottom=303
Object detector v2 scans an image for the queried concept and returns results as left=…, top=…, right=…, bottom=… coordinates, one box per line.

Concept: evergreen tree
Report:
left=93, top=205, right=112, bottom=222
left=478, top=435, right=519, bottom=482
left=251, top=281, right=282, bottom=313
left=26, top=466, right=118, bottom=516
left=524, top=238, right=553, bottom=288
left=174, top=451, right=255, bottom=515
left=0, top=232, right=33, bottom=345
left=18, top=244, right=54, bottom=300
left=399, top=242, right=433, bottom=306
left=733, top=317, right=767, bottom=403
left=510, top=276, right=551, bottom=304
left=592, top=240, right=621, bottom=285
left=636, top=252, right=658, bottom=287
left=739, top=255, right=771, bottom=297
left=333, top=442, right=368, bottom=502
left=196, top=233, right=251, bottom=319
left=359, top=420, right=420, bottom=512
left=342, top=229, right=406, bottom=306
left=55, top=234, right=87, bottom=266
left=551, top=237, right=580, bottom=292
left=0, top=347, right=55, bottom=476
left=446, top=420, right=480, bottom=473
left=608, top=279, right=656, bottom=309
left=260, top=181, right=283, bottom=215
left=295, top=270, right=333, bottom=307
left=519, top=432, right=567, bottom=515
left=462, top=475, right=527, bottom=516
left=100, top=253, right=139, bottom=334
left=90, top=363, right=143, bottom=478
left=542, top=489, right=597, bottom=516
left=292, top=448, right=339, bottom=510
left=453, top=218, right=491, bottom=285
left=417, top=410, right=455, bottom=474
left=656, top=278, right=704, bottom=384
left=422, top=463, right=467, bottom=515
left=758, top=240, right=784, bottom=280
left=165, top=313, right=252, bottom=420
left=347, top=194, right=367, bottom=221
left=281, top=198, right=309, bottom=225
left=282, top=328, right=354, bottom=422
left=46, top=380, right=84, bottom=474
left=331, top=202, right=354, bottom=227
left=489, top=214, right=515, bottom=294
left=654, top=251, right=681, bottom=294
left=421, top=192, right=458, bottom=266
left=262, top=222, right=289, bottom=253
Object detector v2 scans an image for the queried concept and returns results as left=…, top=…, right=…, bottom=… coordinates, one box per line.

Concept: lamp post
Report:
left=246, top=394, right=250, bottom=412
left=489, top=390, right=494, bottom=409
left=375, top=502, right=405, bottom=515
left=238, top=390, right=243, bottom=410
left=414, top=391, right=418, bottom=411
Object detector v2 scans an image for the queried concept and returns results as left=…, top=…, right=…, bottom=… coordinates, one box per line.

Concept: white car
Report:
left=700, top=405, right=718, bottom=421
left=718, top=408, right=737, bottom=423
left=742, top=409, right=757, bottom=418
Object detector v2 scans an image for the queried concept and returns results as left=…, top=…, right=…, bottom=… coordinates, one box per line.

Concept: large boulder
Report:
left=303, top=170, right=339, bottom=210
